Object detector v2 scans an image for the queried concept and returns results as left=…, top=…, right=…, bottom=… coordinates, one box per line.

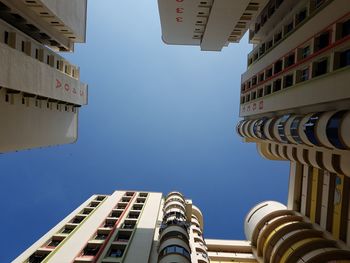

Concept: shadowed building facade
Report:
left=0, top=0, right=88, bottom=153
left=158, top=0, right=350, bottom=261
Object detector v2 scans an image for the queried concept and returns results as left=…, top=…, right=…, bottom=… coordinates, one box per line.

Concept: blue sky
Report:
left=0, top=1, right=289, bottom=261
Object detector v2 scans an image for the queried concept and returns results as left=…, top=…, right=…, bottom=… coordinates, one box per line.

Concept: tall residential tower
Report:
left=14, top=190, right=350, bottom=262
left=158, top=0, right=350, bottom=261
left=0, top=0, right=88, bottom=153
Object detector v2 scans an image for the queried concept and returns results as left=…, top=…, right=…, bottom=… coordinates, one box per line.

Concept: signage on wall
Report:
left=175, top=0, right=184, bottom=23
left=241, top=100, right=264, bottom=113
left=56, top=79, right=85, bottom=98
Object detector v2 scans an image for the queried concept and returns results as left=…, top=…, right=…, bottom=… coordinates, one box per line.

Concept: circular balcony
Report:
left=164, top=199, right=186, bottom=211
left=158, top=245, right=191, bottom=263
left=166, top=191, right=184, bottom=201
left=159, top=224, right=189, bottom=245
left=196, top=252, right=209, bottom=263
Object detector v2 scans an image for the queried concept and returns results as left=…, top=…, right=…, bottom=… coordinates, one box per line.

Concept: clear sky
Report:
left=0, top=1, right=289, bottom=262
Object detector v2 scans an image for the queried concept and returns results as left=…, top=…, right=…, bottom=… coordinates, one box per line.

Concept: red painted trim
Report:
left=241, top=12, right=350, bottom=95
left=92, top=193, right=135, bottom=263
left=71, top=193, right=136, bottom=263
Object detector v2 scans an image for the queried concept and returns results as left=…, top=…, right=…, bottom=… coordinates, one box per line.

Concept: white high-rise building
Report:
left=0, top=0, right=88, bottom=153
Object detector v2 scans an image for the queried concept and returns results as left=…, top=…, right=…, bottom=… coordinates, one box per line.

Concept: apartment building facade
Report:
left=15, top=190, right=350, bottom=262
left=0, top=0, right=88, bottom=153
left=14, top=190, right=216, bottom=263
left=158, top=0, right=350, bottom=261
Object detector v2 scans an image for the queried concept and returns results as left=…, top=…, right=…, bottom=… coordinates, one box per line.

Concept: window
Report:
left=61, top=226, right=74, bottom=234
left=111, top=210, right=122, bottom=218
left=117, top=203, right=127, bottom=209
left=274, top=31, right=282, bottom=43
left=251, top=91, right=256, bottom=100
left=96, top=196, right=105, bottom=201
left=159, top=245, right=191, bottom=260
left=314, top=31, right=330, bottom=51
left=252, top=76, right=257, bottom=86
left=89, top=201, right=99, bottom=207
left=127, top=211, right=140, bottom=219
left=259, top=43, right=265, bottom=56
left=136, top=198, right=145, bottom=203
left=241, top=96, right=245, bottom=103
left=266, top=67, right=273, bottom=78
left=132, top=204, right=142, bottom=210
left=315, top=0, right=325, bottom=9
left=122, top=222, right=135, bottom=229
left=257, top=88, right=263, bottom=98
left=246, top=94, right=250, bottom=102
left=104, top=221, right=115, bottom=228
left=303, top=113, right=322, bottom=146
left=284, top=21, right=294, bottom=35
left=115, top=231, right=132, bottom=242
left=301, top=46, right=310, bottom=59
left=82, top=209, right=92, bottom=215
left=277, top=115, right=290, bottom=143
left=326, top=111, right=347, bottom=149
left=35, top=49, right=39, bottom=59
left=295, top=9, right=307, bottom=25
left=266, top=39, right=273, bottom=50
left=290, top=117, right=303, bottom=144
left=339, top=49, right=350, bottom=68
left=342, top=19, right=350, bottom=38
left=274, top=60, right=283, bottom=74
left=95, top=233, right=108, bottom=240
left=21, top=41, right=25, bottom=52
left=121, top=197, right=131, bottom=202
left=47, top=239, right=61, bottom=247
left=72, top=216, right=84, bottom=224
left=259, top=72, right=264, bottom=82
left=264, top=85, right=271, bottom=95
left=267, top=4, right=276, bottom=18
left=82, top=245, right=100, bottom=256
left=4, top=31, right=9, bottom=44
left=313, top=58, right=328, bottom=77
left=28, top=253, right=48, bottom=263
left=108, top=246, right=126, bottom=257
left=284, top=74, right=294, bottom=88
left=298, top=67, right=309, bottom=82
left=273, top=79, right=282, bottom=92
left=285, top=53, right=295, bottom=67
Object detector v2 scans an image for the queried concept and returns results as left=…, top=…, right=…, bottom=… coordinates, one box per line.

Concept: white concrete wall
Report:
left=0, top=91, right=78, bottom=152
left=40, top=0, right=87, bottom=42
left=49, top=192, right=123, bottom=263
left=123, top=192, right=163, bottom=262
left=0, top=42, right=87, bottom=106
left=12, top=195, right=98, bottom=263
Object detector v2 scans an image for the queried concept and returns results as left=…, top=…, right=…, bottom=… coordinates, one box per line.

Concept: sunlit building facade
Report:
left=0, top=0, right=88, bottom=153
left=158, top=0, right=350, bottom=261
left=14, top=190, right=350, bottom=262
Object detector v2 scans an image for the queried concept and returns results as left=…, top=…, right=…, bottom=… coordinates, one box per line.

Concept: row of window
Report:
left=248, top=0, right=329, bottom=65
left=1, top=87, right=79, bottom=113
left=243, top=16, right=350, bottom=96
left=75, top=192, right=148, bottom=261
left=241, top=47, right=350, bottom=104
left=227, top=2, right=262, bottom=43
left=27, top=195, right=106, bottom=263
left=1, top=26, right=79, bottom=79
